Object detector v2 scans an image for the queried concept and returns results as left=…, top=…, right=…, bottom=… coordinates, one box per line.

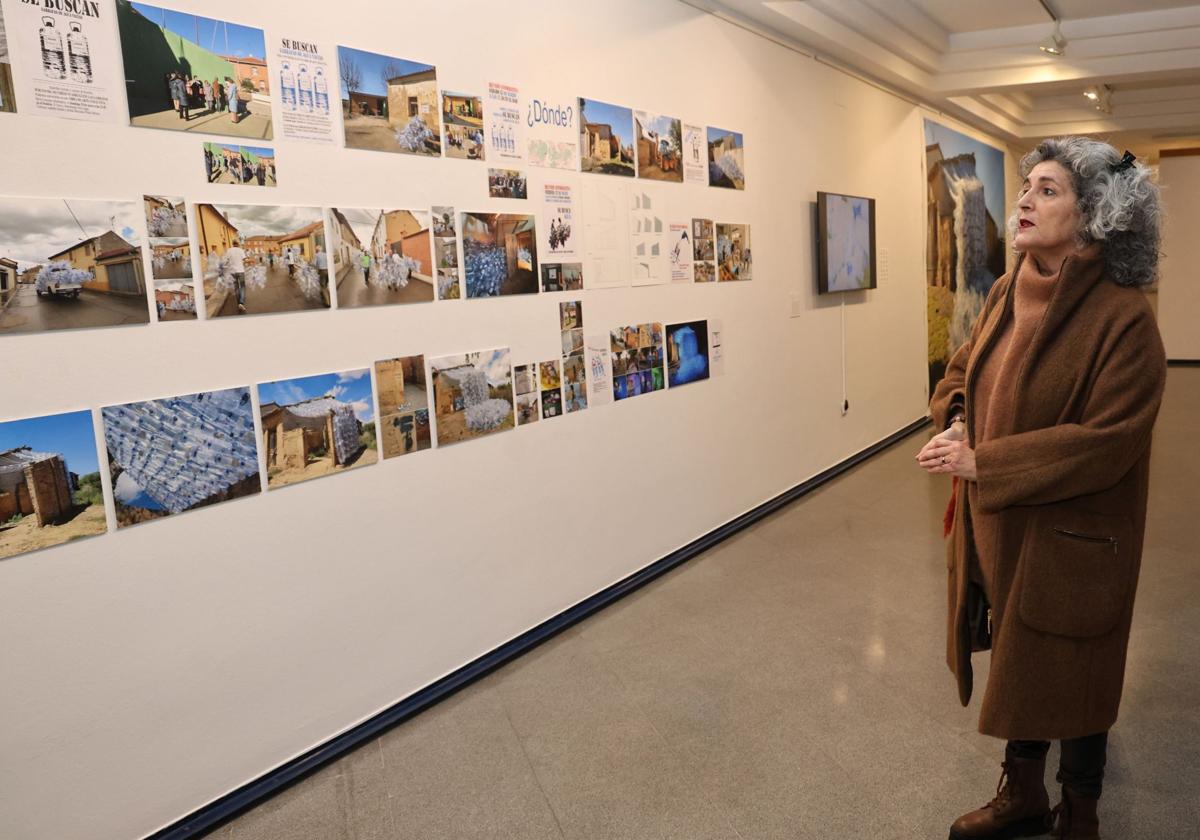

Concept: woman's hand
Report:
left=916, top=422, right=977, bottom=480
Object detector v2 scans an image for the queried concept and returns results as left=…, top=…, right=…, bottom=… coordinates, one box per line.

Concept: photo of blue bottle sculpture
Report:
left=666, top=320, right=710, bottom=388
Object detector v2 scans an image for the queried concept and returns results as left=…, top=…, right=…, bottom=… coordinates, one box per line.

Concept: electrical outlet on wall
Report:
left=879, top=247, right=889, bottom=285
left=789, top=291, right=803, bottom=317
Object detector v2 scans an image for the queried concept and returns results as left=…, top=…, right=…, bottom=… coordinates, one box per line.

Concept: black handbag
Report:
left=967, top=581, right=993, bottom=652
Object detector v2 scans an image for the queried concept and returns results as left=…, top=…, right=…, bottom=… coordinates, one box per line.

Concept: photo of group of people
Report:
left=666, top=320, right=711, bottom=388
left=118, top=2, right=273, bottom=139
left=513, top=363, right=539, bottom=426
left=610, top=322, right=665, bottom=401
left=204, top=143, right=277, bottom=187
left=443, top=92, right=484, bottom=160
left=143, top=195, right=196, bottom=321
left=0, top=196, right=150, bottom=337
left=257, top=370, right=377, bottom=489
left=0, top=410, right=107, bottom=561
left=487, top=169, right=527, bottom=199
left=431, top=206, right=461, bottom=300
left=692, top=218, right=715, bottom=283
left=716, top=222, right=752, bottom=282
left=103, top=387, right=261, bottom=527
left=429, top=349, right=515, bottom=447
left=326, top=207, right=435, bottom=309
left=460, top=213, right=537, bottom=297
left=337, top=46, right=439, bottom=156
left=375, top=355, right=431, bottom=458
left=196, top=203, right=329, bottom=317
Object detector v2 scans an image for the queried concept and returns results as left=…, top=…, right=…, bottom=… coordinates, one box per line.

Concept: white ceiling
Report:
left=692, top=0, right=1200, bottom=156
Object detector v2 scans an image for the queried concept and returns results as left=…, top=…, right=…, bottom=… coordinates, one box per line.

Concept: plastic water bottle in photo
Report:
left=297, top=64, right=313, bottom=113
left=314, top=68, right=329, bottom=114
left=280, top=62, right=296, bottom=111
left=39, top=17, right=66, bottom=80
left=66, top=22, right=92, bottom=84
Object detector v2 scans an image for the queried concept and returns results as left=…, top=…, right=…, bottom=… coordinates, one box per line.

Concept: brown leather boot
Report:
left=949, top=757, right=1052, bottom=839
left=1049, top=786, right=1100, bottom=839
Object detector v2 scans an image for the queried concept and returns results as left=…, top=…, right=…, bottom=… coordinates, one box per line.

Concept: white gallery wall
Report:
left=1158, top=151, right=1200, bottom=360
left=0, top=1, right=1018, bottom=838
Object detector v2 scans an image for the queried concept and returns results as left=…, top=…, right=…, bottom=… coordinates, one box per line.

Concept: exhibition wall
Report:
left=1158, top=151, right=1200, bottom=360
left=0, top=1, right=1017, bottom=838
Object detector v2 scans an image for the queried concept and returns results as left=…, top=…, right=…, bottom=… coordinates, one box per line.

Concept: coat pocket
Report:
left=1017, top=513, right=1136, bottom=639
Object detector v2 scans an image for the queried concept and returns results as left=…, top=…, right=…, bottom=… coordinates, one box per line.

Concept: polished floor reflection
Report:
left=218, top=367, right=1198, bottom=839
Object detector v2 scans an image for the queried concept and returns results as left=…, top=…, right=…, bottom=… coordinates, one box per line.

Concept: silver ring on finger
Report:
left=941, top=455, right=948, bottom=464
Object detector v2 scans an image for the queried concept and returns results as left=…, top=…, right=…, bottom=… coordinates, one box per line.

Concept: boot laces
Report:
left=984, top=762, right=1013, bottom=810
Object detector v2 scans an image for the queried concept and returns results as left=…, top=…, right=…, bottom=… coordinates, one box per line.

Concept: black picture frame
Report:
left=816, top=191, right=877, bottom=294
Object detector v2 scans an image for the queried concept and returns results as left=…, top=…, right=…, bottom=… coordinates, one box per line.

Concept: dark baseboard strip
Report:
left=147, top=415, right=932, bottom=840
left=1167, top=359, right=1200, bottom=367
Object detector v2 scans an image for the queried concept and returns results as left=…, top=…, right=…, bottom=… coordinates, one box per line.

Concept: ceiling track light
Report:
left=1040, top=21, right=1067, bottom=57
left=1083, top=84, right=1112, bottom=114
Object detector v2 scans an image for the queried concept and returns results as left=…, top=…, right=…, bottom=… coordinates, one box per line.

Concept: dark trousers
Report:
left=1007, top=732, right=1108, bottom=798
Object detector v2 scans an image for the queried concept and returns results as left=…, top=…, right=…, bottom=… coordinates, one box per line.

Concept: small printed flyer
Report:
left=486, top=81, right=522, bottom=162
left=7, top=0, right=122, bottom=122
left=540, top=182, right=578, bottom=260
left=275, top=36, right=334, bottom=144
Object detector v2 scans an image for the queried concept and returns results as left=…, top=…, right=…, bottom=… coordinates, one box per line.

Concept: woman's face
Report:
left=1014, top=160, right=1082, bottom=255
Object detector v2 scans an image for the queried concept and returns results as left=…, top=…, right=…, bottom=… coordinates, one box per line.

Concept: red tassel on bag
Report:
left=943, top=475, right=959, bottom=538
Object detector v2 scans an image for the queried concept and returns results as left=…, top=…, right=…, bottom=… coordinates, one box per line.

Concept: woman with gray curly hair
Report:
left=917, top=136, right=1167, bottom=840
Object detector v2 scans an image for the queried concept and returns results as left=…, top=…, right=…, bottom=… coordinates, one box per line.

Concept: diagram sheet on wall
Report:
left=581, top=179, right=630, bottom=290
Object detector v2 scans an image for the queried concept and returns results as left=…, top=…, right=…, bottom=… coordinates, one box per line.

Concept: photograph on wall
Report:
left=924, top=118, right=1006, bottom=396
left=0, top=196, right=150, bottom=337
left=429, top=349, right=515, bottom=447
left=562, top=355, right=588, bottom=413
left=610, top=322, right=664, bottom=401
left=514, top=363, right=539, bottom=426
left=118, top=2, right=273, bottom=139
left=196, top=203, right=329, bottom=318
left=431, top=205, right=461, bottom=300
left=707, top=127, right=745, bottom=190
left=584, top=333, right=613, bottom=407
left=561, top=328, right=584, bottom=358
left=559, top=299, right=582, bottom=332
left=258, top=370, right=377, bottom=489
left=581, top=179, right=630, bottom=289
left=102, top=387, right=261, bottom=527
left=203, top=143, right=276, bottom=186
left=630, top=188, right=667, bottom=286
left=540, top=182, right=577, bottom=260
left=374, top=355, right=431, bottom=458
left=526, top=93, right=576, bottom=170
left=540, top=263, right=582, bottom=293
left=487, top=168, right=527, bottom=199
left=634, top=111, right=682, bottom=182
left=716, top=222, right=752, bottom=282
left=337, top=46, right=439, bottom=156
left=668, top=223, right=692, bottom=283
left=817, top=192, right=876, bottom=294
left=0, top=410, right=107, bottom=561
left=326, top=207, right=434, bottom=309
left=460, top=213, right=537, bottom=297
left=0, top=4, right=17, bottom=113
left=143, top=195, right=196, bottom=321
left=682, top=124, right=706, bottom=184
left=666, top=320, right=710, bottom=388
left=539, top=359, right=562, bottom=419
left=442, top=91, right=484, bottom=160
left=275, top=36, right=334, bottom=144
left=6, top=0, right=121, bottom=123
left=692, top=217, right=715, bottom=283
left=486, top=82, right=522, bottom=162
left=579, top=97, right=634, bottom=177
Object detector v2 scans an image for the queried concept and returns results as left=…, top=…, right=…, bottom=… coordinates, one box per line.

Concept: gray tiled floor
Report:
left=221, top=367, right=1198, bottom=839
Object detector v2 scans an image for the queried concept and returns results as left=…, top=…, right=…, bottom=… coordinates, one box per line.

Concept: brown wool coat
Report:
left=930, top=252, right=1166, bottom=741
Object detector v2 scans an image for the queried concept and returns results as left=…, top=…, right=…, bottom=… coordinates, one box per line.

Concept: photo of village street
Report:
left=0, top=197, right=151, bottom=337
left=326, top=207, right=435, bottom=308
left=0, top=410, right=108, bottom=561
left=195, top=203, right=330, bottom=318
left=143, top=195, right=197, bottom=321
left=337, top=46, right=440, bottom=155
left=118, top=1, right=274, bottom=140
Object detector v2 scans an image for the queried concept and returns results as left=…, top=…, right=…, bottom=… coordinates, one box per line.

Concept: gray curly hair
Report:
left=1010, top=137, right=1161, bottom=287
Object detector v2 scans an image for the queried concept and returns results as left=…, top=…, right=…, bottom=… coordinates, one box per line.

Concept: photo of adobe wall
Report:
left=338, top=46, right=440, bottom=156
left=374, top=355, right=431, bottom=459
left=429, top=349, right=515, bottom=447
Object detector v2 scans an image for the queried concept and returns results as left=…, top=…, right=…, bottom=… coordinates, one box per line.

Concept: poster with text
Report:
left=7, top=0, right=123, bottom=122
left=584, top=334, right=613, bottom=407
left=668, top=222, right=692, bottom=283
left=118, top=2, right=274, bottom=139
left=540, top=182, right=578, bottom=261
left=581, top=178, right=629, bottom=290
left=525, top=93, right=577, bottom=170
left=486, top=81, right=522, bottom=162
left=682, top=124, right=706, bottom=184
left=275, top=36, right=334, bottom=144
